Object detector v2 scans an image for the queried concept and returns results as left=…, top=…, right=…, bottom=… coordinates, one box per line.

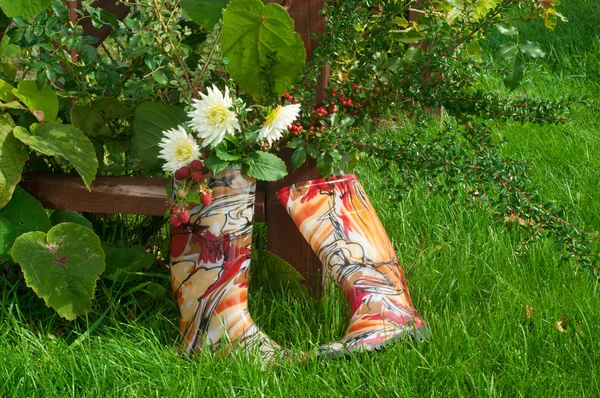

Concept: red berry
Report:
left=310, top=126, right=315, bottom=131
left=352, top=84, right=358, bottom=89
left=177, top=211, right=191, bottom=224
left=172, top=204, right=180, bottom=213
left=170, top=215, right=182, bottom=227
left=332, top=88, right=337, bottom=94
left=175, top=166, right=191, bottom=180
left=189, top=160, right=203, bottom=171
left=332, top=108, right=337, bottom=113
left=339, top=95, right=345, bottom=101
left=330, top=101, right=335, bottom=106
left=374, top=87, right=380, bottom=92
left=192, top=171, right=203, bottom=182
left=201, top=193, right=213, bottom=207
left=320, top=126, right=326, bottom=131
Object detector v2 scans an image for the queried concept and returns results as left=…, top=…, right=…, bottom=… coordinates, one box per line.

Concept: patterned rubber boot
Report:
left=277, top=174, right=428, bottom=357
left=170, top=167, right=282, bottom=360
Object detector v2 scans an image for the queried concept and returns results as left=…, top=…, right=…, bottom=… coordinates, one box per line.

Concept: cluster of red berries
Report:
left=174, top=159, right=204, bottom=182
left=169, top=159, right=213, bottom=227
left=283, top=92, right=300, bottom=103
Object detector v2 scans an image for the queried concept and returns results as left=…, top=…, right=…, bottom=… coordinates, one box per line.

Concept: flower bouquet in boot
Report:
left=157, top=83, right=304, bottom=361
left=277, top=174, right=428, bottom=357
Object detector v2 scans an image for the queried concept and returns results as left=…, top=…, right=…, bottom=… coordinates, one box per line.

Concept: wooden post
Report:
left=265, top=0, right=327, bottom=294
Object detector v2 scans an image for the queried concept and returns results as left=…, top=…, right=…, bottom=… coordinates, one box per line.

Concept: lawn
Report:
left=1, top=2, right=600, bottom=397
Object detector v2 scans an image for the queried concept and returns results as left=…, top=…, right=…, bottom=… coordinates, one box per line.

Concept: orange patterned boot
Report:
left=277, top=174, right=428, bottom=357
left=170, top=167, right=282, bottom=360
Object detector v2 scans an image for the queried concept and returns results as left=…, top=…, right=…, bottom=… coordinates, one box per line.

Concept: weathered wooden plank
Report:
left=19, top=174, right=265, bottom=221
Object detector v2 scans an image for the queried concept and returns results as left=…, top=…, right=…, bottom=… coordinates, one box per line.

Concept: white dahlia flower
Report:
left=157, top=125, right=200, bottom=172
left=187, top=85, right=240, bottom=148
left=258, top=104, right=301, bottom=146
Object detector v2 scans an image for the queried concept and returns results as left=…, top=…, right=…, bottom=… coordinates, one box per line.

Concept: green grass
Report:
left=2, top=2, right=600, bottom=397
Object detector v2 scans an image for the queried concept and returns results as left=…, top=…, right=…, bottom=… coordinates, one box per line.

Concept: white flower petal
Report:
left=259, top=104, right=301, bottom=146
left=187, top=86, right=240, bottom=148
left=157, top=126, right=200, bottom=172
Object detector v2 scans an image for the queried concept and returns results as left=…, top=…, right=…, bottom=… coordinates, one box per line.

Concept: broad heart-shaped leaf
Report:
left=12, top=80, right=58, bottom=122
left=0, top=186, right=52, bottom=262
left=50, top=210, right=93, bottom=231
left=495, top=43, right=518, bottom=62
left=71, top=98, right=131, bottom=138
left=0, top=215, right=18, bottom=263
left=101, top=242, right=155, bottom=282
left=0, top=0, right=52, bottom=20
left=0, top=186, right=51, bottom=235
left=181, top=0, right=229, bottom=28
left=131, top=101, right=188, bottom=170
left=245, top=150, right=287, bottom=181
left=11, top=223, right=105, bottom=320
left=13, top=123, right=98, bottom=189
left=0, top=112, right=28, bottom=209
left=250, top=249, right=308, bottom=298
left=221, top=0, right=306, bottom=100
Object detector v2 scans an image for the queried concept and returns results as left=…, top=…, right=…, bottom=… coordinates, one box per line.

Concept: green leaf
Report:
left=250, top=249, right=308, bottom=297
left=392, top=29, right=422, bottom=44
left=181, top=0, right=229, bottom=28
left=185, top=192, right=201, bottom=204
left=495, top=43, right=518, bottom=62
left=13, top=123, right=98, bottom=189
left=0, top=0, right=52, bottom=20
left=0, top=186, right=51, bottom=235
left=520, top=41, right=546, bottom=58
left=50, top=210, right=93, bottom=231
left=101, top=242, right=155, bottom=282
left=504, top=52, right=524, bottom=91
left=11, top=223, right=105, bottom=320
left=0, top=112, right=27, bottom=209
left=0, top=78, right=15, bottom=102
left=0, top=215, right=18, bottom=262
left=12, top=80, right=58, bottom=122
left=204, top=153, right=230, bottom=174
left=216, top=147, right=242, bottom=161
left=71, top=98, right=130, bottom=138
left=496, top=23, right=517, bottom=36
left=286, top=137, right=304, bottom=149
left=316, top=152, right=333, bottom=177
left=152, top=70, right=168, bottom=85
left=466, top=40, right=482, bottom=57
left=221, top=0, right=306, bottom=100
left=290, top=147, right=306, bottom=171
left=246, top=150, right=287, bottom=181
left=131, top=102, right=188, bottom=170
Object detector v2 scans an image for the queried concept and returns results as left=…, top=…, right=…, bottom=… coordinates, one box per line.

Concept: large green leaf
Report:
left=245, top=150, right=287, bottom=181
left=11, top=223, right=105, bottom=320
left=0, top=186, right=52, bottom=235
left=221, top=0, right=306, bottom=100
left=0, top=112, right=28, bottom=208
left=181, top=0, right=229, bottom=28
left=0, top=0, right=52, bottom=20
left=0, top=78, right=15, bottom=102
left=71, top=98, right=131, bottom=138
left=0, top=215, right=18, bottom=262
left=101, top=242, right=155, bottom=282
left=13, top=123, right=98, bottom=189
left=131, top=101, right=188, bottom=170
left=12, top=80, right=58, bottom=122
left=50, top=210, right=93, bottom=231
left=250, top=249, right=308, bottom=297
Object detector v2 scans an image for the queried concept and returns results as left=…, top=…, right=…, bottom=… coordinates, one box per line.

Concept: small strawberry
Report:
left=192, top=171, right=203, bottom=182
left=174, top=166, right=191, bottom=180
left=189, top=160, right=203, bottom=171
left=170, top=215, right=182, bottom=227
left=177, top=211, right=191, bottom=224
left=201, top=193, right=213, bottom=207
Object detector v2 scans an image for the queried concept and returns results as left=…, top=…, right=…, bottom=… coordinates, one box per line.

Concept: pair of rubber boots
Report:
left=170, top=168, right=427, bottom=360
